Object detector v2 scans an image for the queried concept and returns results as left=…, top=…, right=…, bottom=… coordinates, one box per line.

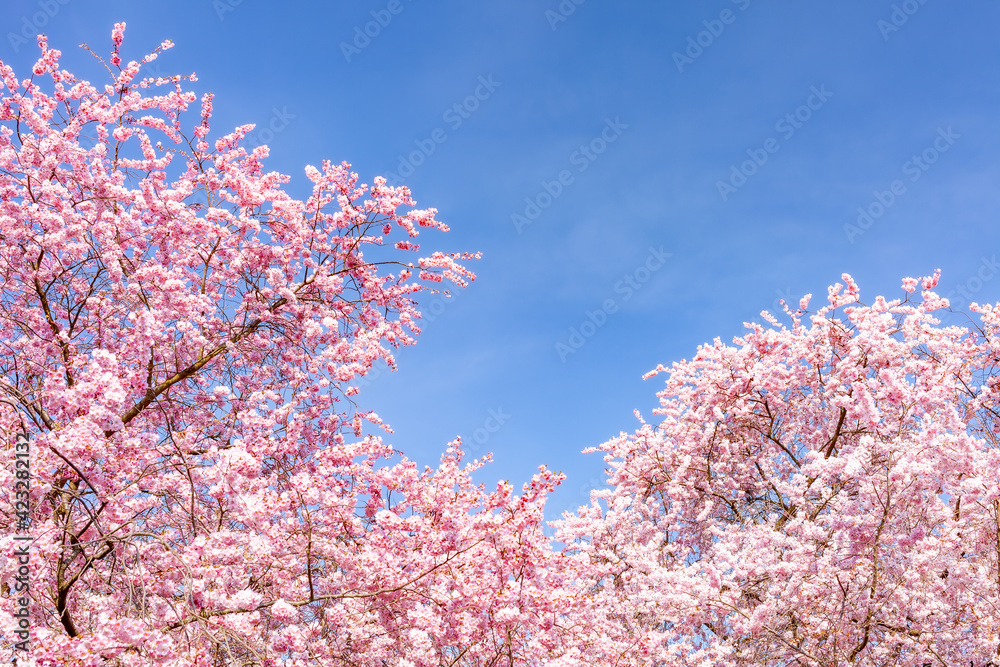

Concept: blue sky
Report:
left=6, top=0, right=999, bottom=522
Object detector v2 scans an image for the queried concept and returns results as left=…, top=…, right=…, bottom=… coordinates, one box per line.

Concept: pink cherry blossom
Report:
left=0, top=26, right=581, bottom=667
left=9, top=20, right=998, bottom=667
left=556, top=271, right=1000, bottom=665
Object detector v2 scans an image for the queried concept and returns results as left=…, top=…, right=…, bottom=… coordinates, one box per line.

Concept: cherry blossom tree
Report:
left=0, top=26, right=581, bottom=666
left=556, top=272, right=1000, bottom=666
